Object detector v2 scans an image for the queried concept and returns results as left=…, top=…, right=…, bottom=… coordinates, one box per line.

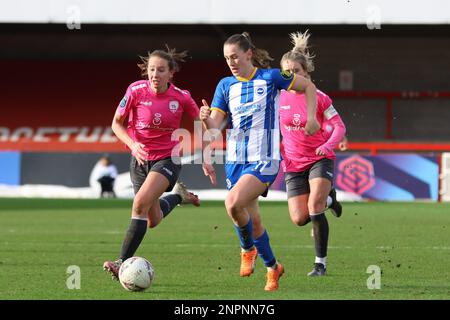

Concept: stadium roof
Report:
left=1, top=0, right=449, bottom=25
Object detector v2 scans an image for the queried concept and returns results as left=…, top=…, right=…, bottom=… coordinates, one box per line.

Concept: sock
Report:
left=254, top=230, right=277, bottom=268
left=315, top=256, right=327, bottom=267
left=326, top=196, right=332, bottom=208
left=234, top=217, right=254, bottom=250
left=119, top=217, right=148, bottom=261
left=310, top=212, right=329, bottom=259
left=159, top=194, right=182, bottom=218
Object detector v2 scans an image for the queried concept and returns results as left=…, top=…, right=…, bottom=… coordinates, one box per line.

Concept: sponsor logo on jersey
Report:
left=152, top=113, right=162, bottom=126
left=292, top=114, right=301, bottom=126
left=280, top=69, right=293, bottom=80
left=284, top=125, right=303, bottom=131
left=169, top=101, right=179, bottom=113
left=140, top=101, right=152, bottom=106
left=120, top=96, right=128, bottom=108
left=131, top=83, right=147, bottom=91
left=235, top=103, right=262, bottom=114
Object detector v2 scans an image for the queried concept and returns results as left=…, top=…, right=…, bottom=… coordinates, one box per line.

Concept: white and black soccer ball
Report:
left=119, top=257, right=155, bottom=292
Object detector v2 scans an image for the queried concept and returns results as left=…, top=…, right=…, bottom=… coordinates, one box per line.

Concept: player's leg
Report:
left=246, top=197, right=284, bottom=291
left=307, top=159, right=333, bottom=276
left=134, top=171, right=170, bottom=228
left=285, top=171, right=312, bottom=226
left=104, top=158, right=165, bottom=279
left=146, top=183, right=200, bottom=229
left=110, top=172, right=168, bottom=276
left=146, top=158, right=199, bottom=229
left=327, top=187, right=343, bottom=217
left=285, top=171, right=315, bottom=240
left=320, top=163, right=342, bottom=217
left=103, top=157, right=148, bottom=279
left=288, top=195, right=310, bottom=225
left=225, top=174, right=266, bottom=277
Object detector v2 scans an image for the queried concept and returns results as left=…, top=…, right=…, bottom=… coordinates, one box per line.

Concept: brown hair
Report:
left=280, top=30, right=315, bottom=74
left=138, top=45, right=188, bottom=78
left=224, top=32, right=273, bottom=69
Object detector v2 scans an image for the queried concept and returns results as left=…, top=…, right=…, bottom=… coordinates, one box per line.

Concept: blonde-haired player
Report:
left=279, top=31, right=347, bottom=276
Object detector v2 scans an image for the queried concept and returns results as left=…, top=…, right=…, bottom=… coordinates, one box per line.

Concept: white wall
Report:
left=1, top=0, right=449, bottom=24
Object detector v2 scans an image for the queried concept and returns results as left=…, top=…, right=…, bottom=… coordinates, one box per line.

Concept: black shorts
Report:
left=284, top=158, right=334, bottom=199
left=130, top=156, right=181, bottom=195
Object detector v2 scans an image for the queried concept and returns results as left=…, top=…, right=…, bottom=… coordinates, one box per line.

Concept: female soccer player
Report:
left=279, top=31, right=346, bottom=276
left=103, top=47, right=215, bottom=280
left=200, top=32, right=320, bottom=291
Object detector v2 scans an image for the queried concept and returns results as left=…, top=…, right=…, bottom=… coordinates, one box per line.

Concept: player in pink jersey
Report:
left=103, top=47, right=216, bottom=280
left=279, top=31, right=347, bottom=277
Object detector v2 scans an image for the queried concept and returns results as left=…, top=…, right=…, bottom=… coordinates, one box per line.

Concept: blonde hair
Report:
left=224, top=32, right=273, bottom=69
left=280, top=30, right=315, bottom=74
left=138, top=45, right=188, bottom=78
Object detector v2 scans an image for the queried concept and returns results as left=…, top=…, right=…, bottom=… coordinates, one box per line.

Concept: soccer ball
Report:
left=119, top=257, right=155, bottom=292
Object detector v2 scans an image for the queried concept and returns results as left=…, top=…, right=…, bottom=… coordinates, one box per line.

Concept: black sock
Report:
left=310, top=213, right=329, bottom=258
left=304, top=216, right=311, bottom=225
left=159, top=194, right=182, bottom=218
left=119, top=218, right=147, bottom=261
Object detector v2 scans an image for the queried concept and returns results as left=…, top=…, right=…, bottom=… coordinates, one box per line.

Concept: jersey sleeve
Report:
left=270, top=68, right=296, bottom=91
left=181, top=90, right=200, bottom=119
left=116, top=85, right=135, bottom=117
left=210, top=79, right=229, bottom=115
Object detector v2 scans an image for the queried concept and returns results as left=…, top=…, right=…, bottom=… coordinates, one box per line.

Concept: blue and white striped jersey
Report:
left=211, top=68, right=296, bottom=163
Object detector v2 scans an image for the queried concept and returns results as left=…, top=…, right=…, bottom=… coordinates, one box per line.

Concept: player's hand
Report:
left=202, top=163, right=217, bottom=186
left=304, top=118, right=320, bottom=135
left=315, top=145, right=330, bottom=156
left=131, top=141, right=148, bottom=166
left=200, top=99, right=211, bottom=121
left=338, top=139, right=348, bottom=151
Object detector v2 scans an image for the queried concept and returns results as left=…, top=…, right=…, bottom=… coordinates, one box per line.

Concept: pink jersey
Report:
left=117, top=80, right=199, bottom=161
left=279, top=89, right=346, bottom=172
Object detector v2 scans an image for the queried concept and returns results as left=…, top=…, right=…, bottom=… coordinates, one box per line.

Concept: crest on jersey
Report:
left=169, top=101, right=179, bottom=113
left=280, top=69, right=293, bottom=80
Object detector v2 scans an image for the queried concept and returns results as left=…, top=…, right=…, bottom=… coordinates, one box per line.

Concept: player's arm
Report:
left=111, top=111, right=148, bottom=165
left=199, top=99, right=227, bottom=185
left=316, top=111, right=346, bottom=156
left=289, top=75, right=320, bottom=135
left=200, top=99, right=226, bottom=130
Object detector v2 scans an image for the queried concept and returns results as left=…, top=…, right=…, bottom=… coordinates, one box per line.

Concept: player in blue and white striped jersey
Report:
left=200, top=32, right=320, bottom=291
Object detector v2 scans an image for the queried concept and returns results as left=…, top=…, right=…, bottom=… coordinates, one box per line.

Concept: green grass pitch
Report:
left=0, top=198, right=449, bottom=300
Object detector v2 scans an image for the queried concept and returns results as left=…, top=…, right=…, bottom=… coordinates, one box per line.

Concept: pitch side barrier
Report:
left=0, top=146, right=448, bottom=202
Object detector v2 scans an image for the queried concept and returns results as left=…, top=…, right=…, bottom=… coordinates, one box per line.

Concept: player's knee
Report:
left=225, top=194, right=244, bottom=216
left=132, top=200, right=150, bottom=219
left=308, top=198, right=326, bottom=214
left=290, top=211, right=310, bottom=226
